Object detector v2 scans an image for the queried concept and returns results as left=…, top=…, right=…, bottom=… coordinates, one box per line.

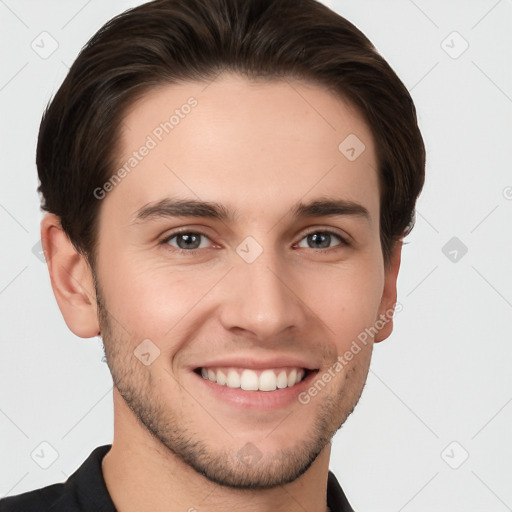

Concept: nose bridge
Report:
left=220, top=241, right=304, bottom=339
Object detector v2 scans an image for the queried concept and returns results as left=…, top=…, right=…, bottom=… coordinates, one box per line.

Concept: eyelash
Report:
left=159, top=228, right=350, bottom=256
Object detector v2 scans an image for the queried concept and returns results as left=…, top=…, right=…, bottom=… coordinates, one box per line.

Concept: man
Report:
left=0, top=0, right=424, bottom=510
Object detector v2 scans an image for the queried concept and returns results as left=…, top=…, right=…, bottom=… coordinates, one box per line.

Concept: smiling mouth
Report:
left=194, top=366, right=315, bottom=392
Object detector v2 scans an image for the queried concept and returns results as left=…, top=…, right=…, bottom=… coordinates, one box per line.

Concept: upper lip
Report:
left=193, top=356, right=319, bottom=371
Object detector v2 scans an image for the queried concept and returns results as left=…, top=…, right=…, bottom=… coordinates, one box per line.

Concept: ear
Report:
left=40, top=213, right=100, bottom=338
left=374, top=240, right=402, bottom=343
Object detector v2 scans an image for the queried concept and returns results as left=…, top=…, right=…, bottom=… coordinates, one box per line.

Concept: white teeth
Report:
left=259, top=369, right=277, bottom=391
left=287, top=369, right=297, bottom=387
left=216, top=369, right=227, bottom=386
left=226, top=369, right=241, bottom=388
left=240, top=369, right=259, bottom=390
left=276, top=370, right=288, bottom=389
left=199, top=366, right=307, bottom=391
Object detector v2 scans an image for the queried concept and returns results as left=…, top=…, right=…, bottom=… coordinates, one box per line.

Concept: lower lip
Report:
left=192, top=370, right=319, bottom=411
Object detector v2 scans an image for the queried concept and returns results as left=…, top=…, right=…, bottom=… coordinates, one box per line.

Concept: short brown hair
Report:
left=37, top=0, right=425, bottom=268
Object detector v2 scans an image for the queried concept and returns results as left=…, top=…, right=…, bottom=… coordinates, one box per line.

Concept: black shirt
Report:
left=0, top=445, right=354, bottom=511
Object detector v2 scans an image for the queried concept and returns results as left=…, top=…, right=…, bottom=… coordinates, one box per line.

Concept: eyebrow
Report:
left=131, top=197, right=370, bottom=224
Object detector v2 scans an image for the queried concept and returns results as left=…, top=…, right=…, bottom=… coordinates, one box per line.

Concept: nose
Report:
left=218, top=248, right=307, bottom=341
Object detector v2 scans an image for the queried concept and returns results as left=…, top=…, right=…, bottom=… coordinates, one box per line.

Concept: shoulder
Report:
left=0, top=445, right=115, bottom=512
left=327, top=470, right=355, bottom=512
left=0, top=483, right=64, bottom=512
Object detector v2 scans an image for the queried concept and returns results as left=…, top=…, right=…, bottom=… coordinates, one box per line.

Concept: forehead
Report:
left=105, top=73, right=379, bottom=225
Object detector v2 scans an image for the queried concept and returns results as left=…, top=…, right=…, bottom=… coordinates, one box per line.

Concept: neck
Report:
left=102, top=389, right=332, bottom=512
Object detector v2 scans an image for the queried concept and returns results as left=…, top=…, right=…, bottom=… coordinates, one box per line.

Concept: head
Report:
left=39, top=0, right=424, bottom=490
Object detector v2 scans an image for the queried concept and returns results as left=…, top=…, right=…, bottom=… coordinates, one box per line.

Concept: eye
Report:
left=296, top=231, right=347, bottom=250
left=162, top=231, right=212, bottom=251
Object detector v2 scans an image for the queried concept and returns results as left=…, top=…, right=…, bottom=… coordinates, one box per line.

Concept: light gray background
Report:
left=1, top=1, right=511, bottom=510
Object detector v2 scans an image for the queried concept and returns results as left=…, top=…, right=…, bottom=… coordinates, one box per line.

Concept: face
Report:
left=93, top=73, right=397, bottom=489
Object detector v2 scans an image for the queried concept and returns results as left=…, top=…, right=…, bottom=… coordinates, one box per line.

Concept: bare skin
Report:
left=42, top=72, right=401, bottom=512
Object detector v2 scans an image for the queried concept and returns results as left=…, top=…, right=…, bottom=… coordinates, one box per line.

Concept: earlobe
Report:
left=41, top=213, right=100, bottom=338
left=374, top=240, right=402, bottom=343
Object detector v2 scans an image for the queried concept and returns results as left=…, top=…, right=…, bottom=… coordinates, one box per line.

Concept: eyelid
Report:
left=295, top=226, right=352, bottom=247
left=159, top=226, right=351, bottom=255
left=160, top=228, right=216, bottom=251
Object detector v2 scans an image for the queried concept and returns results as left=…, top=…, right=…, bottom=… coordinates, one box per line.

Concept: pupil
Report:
left=178, top=233, right=199, bottom=249
left=309, top=233, right=329, bottom=248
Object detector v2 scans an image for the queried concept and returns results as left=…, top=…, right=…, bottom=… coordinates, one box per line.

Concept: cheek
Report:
left=301, top=259, right=385, bottom=346
left=97, top=230, right=385, bottom=348
left=99, top=252, right=221, bottom=339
